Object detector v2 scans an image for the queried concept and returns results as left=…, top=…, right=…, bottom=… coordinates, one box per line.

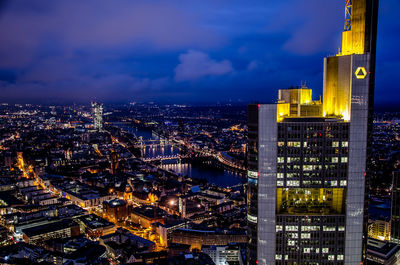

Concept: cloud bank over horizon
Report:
left=0, top=0, right=398, bottom=105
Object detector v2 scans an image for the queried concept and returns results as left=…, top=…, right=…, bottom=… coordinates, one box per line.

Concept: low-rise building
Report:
left=202, top=245, right=241, bottom=265
left=103, top=199, right=128, bottom=222
left=170, top=228, right=247, bottom=250
left=22, top=219, right=80, bottom=245
left=367, top=238, right=400, bottom=265
left=131, top=206, right=166, bottom=229
left=75, top=214, right=116, bottom=239
left=154, top=220, right=188, bottom=247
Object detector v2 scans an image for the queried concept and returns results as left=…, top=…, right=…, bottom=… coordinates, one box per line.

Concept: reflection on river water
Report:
left=116, top=123, right=243, bottom=188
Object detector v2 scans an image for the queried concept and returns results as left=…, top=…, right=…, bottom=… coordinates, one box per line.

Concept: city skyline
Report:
left=0, top=1, right=399, bottom=264
left=0, top=0, right=399, bottom=107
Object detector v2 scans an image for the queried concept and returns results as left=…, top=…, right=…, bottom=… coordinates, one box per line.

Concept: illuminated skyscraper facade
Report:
left=247, top=0, right=379, bottom=264
left=91, top=102, right=104, bottom=131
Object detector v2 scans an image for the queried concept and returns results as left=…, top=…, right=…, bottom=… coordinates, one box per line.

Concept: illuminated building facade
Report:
left=22, top=219, right=80, bottom=245
left=103, top=199, right=128, bottom=222
left=368, top=219, right=391, bottom=242
left=91, top=101, right=104, bottom=131
left=247, top=0, right=379, bottom=264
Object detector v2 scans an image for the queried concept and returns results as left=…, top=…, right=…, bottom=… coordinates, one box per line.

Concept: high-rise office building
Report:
left=247, top=0, right=379, bottom=264
left=391, top=171, right=400, bottom=244
left=91, top=102, right=104, bottom=131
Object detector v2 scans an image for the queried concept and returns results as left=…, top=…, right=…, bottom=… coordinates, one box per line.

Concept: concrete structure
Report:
left=91, top=101, right=103, bottom=131
left=391, top=171, right=400, bottom=244
left=22, top=219, right=80, bottom=245
left=369, top=219, right=391, bottom=242
left=367, top=238, right=400, bottom=265
left=103, top=199, right=128, bottom=222
left=202, top=245, right=241, bottom=265
left=55, top=181, right=115, bottom=208
left=171, top=228, right=247, bottom=250
left=155, top=220, right=188, bottom=247
left=75, top=214, right=116, bottom=239
left=131, top=205, right=166, bottom=229
left=247, top=0, right=379, bottom=264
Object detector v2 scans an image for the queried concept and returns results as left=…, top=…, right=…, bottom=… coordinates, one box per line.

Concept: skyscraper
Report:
left=391, top=171, right=400, bottom=244
left=91, top=102, right=104, bottom=131
left=247, top=0, right=379, bottom=264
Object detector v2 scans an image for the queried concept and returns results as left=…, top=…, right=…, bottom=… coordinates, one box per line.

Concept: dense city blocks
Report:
left=0, top=0, right=399, bottom=265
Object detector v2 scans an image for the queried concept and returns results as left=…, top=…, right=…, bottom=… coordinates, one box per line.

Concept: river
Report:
left=117, top=123, right=244, bottom=188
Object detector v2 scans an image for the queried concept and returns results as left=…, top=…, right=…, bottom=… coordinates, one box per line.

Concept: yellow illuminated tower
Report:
left=323, top=0, right=379, bottom=121
left=247, top=1, right=379, bottom=264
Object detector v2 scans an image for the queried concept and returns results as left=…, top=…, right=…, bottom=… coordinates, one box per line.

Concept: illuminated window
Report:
left=302, top=226, right=319, bottom=231
left=286, top=226, right=298, bottom=231
left=332, top=142, right=339, bottom=147
left=340, top=180, right=347, bottom=186
left=301, top=233, right=310, bottom=239
left=328, top=255, right=335, bottom=261
left=247, top=170, right=258, bottom=178
left=322, top=248, right=329, bottom=253
left=323, top=226, right=336, bottom=232
left=341, top=141, right=348, bottom=147
left=289, top=233, right=298, bottom=239
left=276, top=188, right=345, bottom=215
left=303, top=248, right=311, bottom=253
left=332, top=157, right=338, bottom=163
left=247, top=214, right=257, bottom=223
left=276, top=225, right=283, bottom=232
left=288, top=240, right=296, bottom=246
left=303, top=165, right=313, bottom=171
left=288, top=141, right=301, bottom=147
left=330, top=181, right=337, bottom=187
left=315, top=248, right=319, bottom=253
left=285, top=255, right=288, bottom=260
left=287, top=180, right=300, bottom=187
left=341, top=157, right=348, bottom=163
left=288, top=157, right=300, bottom=163
left=303, top=142, right=308, bottom=147
left=278, top=142, right=285, bottom=147
left=277, top=173, right=284, bottom=179
left=337, top=255, right=344, bottom=260
left=338, top=226, right=345, bottom=231
left=277, top=181, right=284, bottom=187
left=277, top=157, right=284, bottom=163
left=275, top=255, right=282, bottom=260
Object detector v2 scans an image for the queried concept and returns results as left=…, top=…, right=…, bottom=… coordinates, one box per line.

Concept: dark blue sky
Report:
left=0, top=0, right=398, bottom=107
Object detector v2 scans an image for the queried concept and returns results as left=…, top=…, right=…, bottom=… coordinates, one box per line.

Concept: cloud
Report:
left=0, top=73, right=170, bottom=103
left=174, top=50, right=233, bottom=82
left=0, top=0, right=397, bottom=104
left=0, top=0, right=223, bottom=68
left=247, top=60, right=259, bottom=71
